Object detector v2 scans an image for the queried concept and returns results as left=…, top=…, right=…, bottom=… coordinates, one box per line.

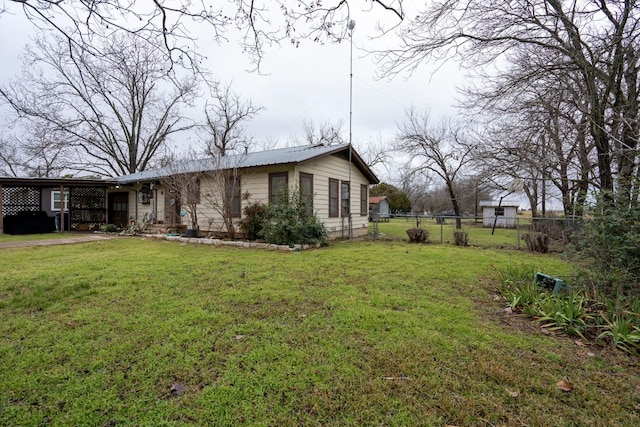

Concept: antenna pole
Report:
left=347, top=19, right=355, bottom=239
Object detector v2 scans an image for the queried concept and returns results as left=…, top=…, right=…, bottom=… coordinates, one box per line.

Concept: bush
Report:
left=259, top=188, right=328, bottom=247
left=523, top=232, right=549, bottom=253
left=238, top=202, right=266, bottom=240
left=101, top=224, right=118, bottom=233
left=406, top=216, right=428, bottom=243
left=406, top=228, right=428, bottom=243
left=454, top=231, right=468, bottom=246
left=572, top=198, right=640, bottom=298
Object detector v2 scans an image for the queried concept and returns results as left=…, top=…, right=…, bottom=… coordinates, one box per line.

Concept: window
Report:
left=269, top=172, right=288, bottom=203
left=328, top=178, right=339, bottom=218
left=227, top=176, right=241, bottom=218
left=299, top=172, right=313, bottom=215
left=360, top=184, right=368, bottom=216
left=341, top=181, right=350, bottom=217
left=51, top=190, right=69, bottom=211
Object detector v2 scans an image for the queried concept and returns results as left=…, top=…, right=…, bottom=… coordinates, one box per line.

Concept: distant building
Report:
left=369, top=195, right=390, bottom=221
left=479, top=200, right=519, bottom=228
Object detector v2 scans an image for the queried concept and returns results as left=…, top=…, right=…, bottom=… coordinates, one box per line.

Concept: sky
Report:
left=0, top=2, right=465, bottom=182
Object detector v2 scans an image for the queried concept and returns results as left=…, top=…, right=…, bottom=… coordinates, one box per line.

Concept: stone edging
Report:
left=141, top=233, right=320, bottom=251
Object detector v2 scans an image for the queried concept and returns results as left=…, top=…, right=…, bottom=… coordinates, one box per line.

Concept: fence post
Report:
left=373, top=215, right=379, bottom=239
left=440, top=219, right=443, bottom=243
left=517, top=217, right=520, bottom=249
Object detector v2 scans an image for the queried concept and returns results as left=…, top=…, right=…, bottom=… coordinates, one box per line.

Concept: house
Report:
left=479, top=200, right=519, bottom=228
left=117, top=144, right=379, bottom=239
left=0, top=144, right=379, bottom=238
left=368, top=195, right=390, bottom=221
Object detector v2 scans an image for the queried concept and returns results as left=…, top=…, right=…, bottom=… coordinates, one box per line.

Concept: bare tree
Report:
left=300, top=120, right=346, bottom=146
left=1, top=33, right=198, bottom=177
left=377, top=0, right=640, bottom=205
left=356, top=134, right=392, bottom=171
left=0, top=134, right=23, bottom=177
left=200, top=156, right=247, bottom=239
left=395, top=108, right=475, bottom=229
left=202, top=84, right=263, bottom=157
left=160, top=166, right=203, bottom=234
left=159, top=152, right=248, bottom=239
left=397, top=165, right=433, bottom=214
left=0, top=120, right=71, bottom=177
left=4, top=1, right=406, bottom=71
left=461, top=44, right=598, bottom=217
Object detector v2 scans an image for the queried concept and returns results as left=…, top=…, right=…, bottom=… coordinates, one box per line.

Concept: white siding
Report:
left=295, top=153, right=370, bottom=238
left=482, top=206, right=518, bottom=228
left=129, top=152, right=373, bottom=238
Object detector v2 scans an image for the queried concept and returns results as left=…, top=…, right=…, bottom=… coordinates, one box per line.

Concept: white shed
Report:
left=369, top=196, right=390, bottom=221
left=479, top=200, right=519, bottom=228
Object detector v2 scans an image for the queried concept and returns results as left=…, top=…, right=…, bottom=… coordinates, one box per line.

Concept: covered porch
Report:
left=0, top=177, right=116, bottom=234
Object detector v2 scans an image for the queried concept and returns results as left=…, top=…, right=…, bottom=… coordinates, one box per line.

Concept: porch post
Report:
left=0, top=183, right=4, bottom=234
left=59, top=184, right=65, bottom=233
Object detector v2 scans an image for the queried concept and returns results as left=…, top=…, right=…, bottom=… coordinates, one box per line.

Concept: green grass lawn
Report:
left=0, top=232, right=84, bottom=243
left=0, top=237, right=637, bottom=426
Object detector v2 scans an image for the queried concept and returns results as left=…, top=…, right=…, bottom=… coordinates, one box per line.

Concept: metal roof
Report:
left=369, top=196, right=388, bottom=204
left=117, top=144, right=379, bottom=184
left=0, top=176, right=115, bottom=187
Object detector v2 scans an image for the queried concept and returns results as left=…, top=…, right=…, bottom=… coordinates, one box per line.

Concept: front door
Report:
left=108, top=192, right=129, bottom=228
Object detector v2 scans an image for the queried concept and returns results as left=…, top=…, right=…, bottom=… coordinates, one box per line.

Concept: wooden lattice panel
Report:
left=69, top=187, right=107, bottom=229
left=1, top=186, right=41, bottom=216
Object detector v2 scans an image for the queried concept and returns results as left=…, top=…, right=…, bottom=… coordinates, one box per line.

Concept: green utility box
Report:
left=534, top=272, right=568, bottom=294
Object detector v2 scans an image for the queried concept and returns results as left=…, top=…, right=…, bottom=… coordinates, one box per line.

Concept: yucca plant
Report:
left=505, top=282, right=543, bottom=309
left=597, top=313, right=640, bottom=354
left=537, top=292, right=589, bottom=339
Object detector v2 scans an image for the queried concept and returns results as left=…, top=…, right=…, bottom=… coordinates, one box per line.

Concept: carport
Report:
left=0, top=177, right=116, bottom=234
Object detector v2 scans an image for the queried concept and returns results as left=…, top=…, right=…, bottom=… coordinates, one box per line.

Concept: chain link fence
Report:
left=369, top=214, right=580, bottom=251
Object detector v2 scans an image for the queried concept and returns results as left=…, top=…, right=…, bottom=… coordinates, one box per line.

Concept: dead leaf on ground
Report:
left=540, top=327, right=551, bottom=335
left=574, top=339, right=586, bottom=347
left=556, top=376, right=573, bottom=392
left=170, top=383, right=187, bottom=396
left=508, top=390, right=519, bottom=398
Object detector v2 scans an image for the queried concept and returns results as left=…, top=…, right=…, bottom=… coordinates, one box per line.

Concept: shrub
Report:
left=523, top=232, right=549, bottom=253
left=454, top=231, right=468, bottom=246
left=259, top=188, right=328, bottom=247
left=406, top=216, right=429, bottom=243
left=238, top=202, right=266, bottom=240
left=406, top=228, right=428, bottom=243
left=572, top=198, right=640, bottom=298
left=101, top=224, right=117, bottom=233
